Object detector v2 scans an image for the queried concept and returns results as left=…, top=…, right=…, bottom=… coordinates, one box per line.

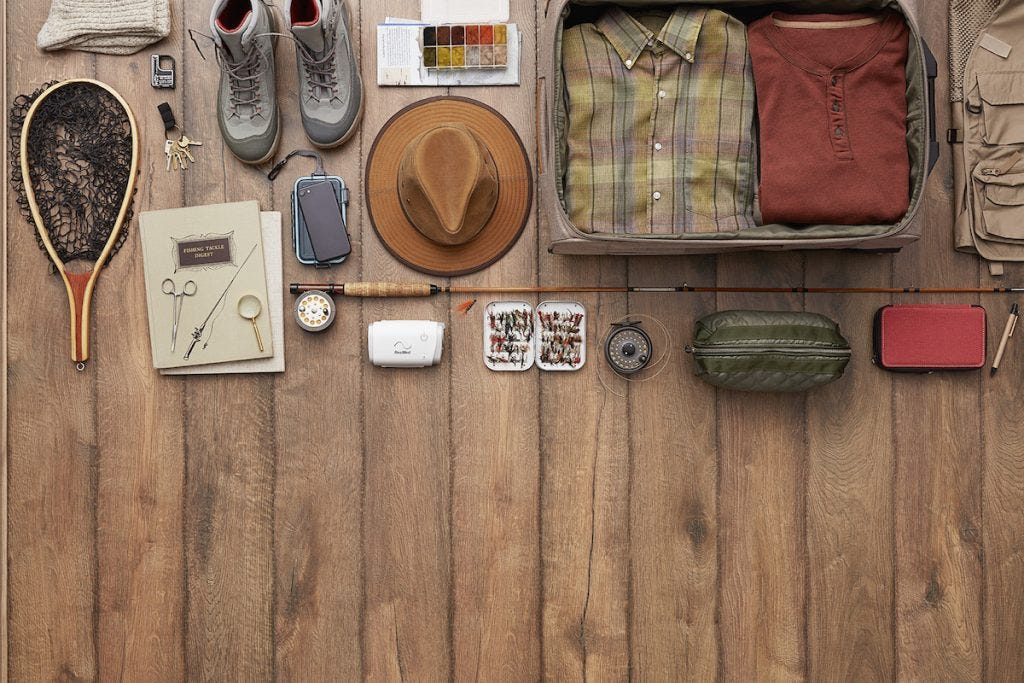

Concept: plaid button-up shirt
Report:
left=562, top=7, right=756, bottom=234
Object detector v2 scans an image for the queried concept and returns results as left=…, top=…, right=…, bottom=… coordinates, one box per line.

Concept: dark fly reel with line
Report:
left=605, top=321, right=653, bottom=375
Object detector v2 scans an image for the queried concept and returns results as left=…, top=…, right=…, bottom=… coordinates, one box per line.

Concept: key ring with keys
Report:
left=158, top=102, right=203, bottom=171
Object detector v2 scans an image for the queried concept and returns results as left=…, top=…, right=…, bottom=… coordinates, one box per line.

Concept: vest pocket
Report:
left=974, top=168, right=1024, bottom=240
left=975, top=72, right=1024, bottom=145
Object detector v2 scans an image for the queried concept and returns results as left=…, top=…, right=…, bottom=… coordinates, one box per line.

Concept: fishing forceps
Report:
left=162, top=278, right=197, bottom=351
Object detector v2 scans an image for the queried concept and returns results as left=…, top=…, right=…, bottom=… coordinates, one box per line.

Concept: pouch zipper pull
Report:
left=982, top=151, right=1024, bottom=177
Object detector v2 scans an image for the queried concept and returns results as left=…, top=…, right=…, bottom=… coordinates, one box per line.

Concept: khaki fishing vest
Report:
left=954, top=0, right=1024, bottom=273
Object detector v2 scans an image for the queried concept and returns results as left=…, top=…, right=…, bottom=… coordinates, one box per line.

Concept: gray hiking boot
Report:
left=286, top=0, right=363, bottom=148
left=211, top=0, right=280, bottom=164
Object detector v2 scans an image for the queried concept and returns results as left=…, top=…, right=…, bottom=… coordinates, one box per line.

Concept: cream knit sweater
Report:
left=38, top=0, right=171, bottom=54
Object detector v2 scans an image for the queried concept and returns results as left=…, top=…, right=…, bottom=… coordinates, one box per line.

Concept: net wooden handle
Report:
left=342, top=282, right=434, bottom=298
left=65, top=272, right=93, bottom=364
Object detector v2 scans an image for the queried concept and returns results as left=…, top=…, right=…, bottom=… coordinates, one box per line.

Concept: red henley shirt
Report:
left=748, top=11, right=911, bottom=226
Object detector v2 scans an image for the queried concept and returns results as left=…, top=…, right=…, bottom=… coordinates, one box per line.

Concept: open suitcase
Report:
left=538, top=0, right=939, bottom=256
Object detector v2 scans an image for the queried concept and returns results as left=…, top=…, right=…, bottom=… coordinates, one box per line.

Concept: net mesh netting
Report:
left=949, top=0, right=1003, bottom=102
left=8, top=81, right=135, bottom=266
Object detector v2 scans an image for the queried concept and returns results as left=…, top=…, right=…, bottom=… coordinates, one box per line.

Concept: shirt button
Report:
left=625, top=59, right=633, bottom=67
left=653, top=191, right=662, bottom=200
left=832, top=101, right=841, bottom=112
left=654, top=142, right=663, bottom=151
left=835, top=127, right=844, bottom=137
left=831, top=76, right=839, bottom=86
left=684, top=52, right=693, bottom=62
left=658, top=89, right=667, bottom=98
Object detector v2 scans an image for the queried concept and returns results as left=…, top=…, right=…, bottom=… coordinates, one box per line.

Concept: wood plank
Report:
left=270, top=0, right=364, bottom=679
left=892, top=365, right=983, bottom=683
left=803, top=254, right=895, bottom=681
left=179, top=0, right=277, bottom=678
left=538, top=269, right=630, bottom=682
left=981, top=263, right=1024, bottom=682
left=893, top=2, right=983, bottom=679
left=2, top=4, right=8, bottom=677
left=358, top=0, right=452, bottom=678
left=6, top=7, right=100, bottom=677
left=447, top=2, right=542, bottom=679
left=628, top=256, right=718, bottom=681
left=716, top=254, right=806, bottom=681
left=971, top=0, right=1024, bottom=660
left=91, top=32, right=187, bottom=681
left=535, top=7, right=631, bottom=679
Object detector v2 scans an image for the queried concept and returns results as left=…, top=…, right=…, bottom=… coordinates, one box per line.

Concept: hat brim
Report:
left=365, top=96, right=533, bottom=277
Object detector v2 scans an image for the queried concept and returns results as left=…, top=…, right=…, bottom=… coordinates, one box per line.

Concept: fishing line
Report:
left=596, top=314, right=673, bottom=399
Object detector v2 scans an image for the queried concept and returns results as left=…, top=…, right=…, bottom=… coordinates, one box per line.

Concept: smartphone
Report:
left=292, top=175, right=350, bottom=266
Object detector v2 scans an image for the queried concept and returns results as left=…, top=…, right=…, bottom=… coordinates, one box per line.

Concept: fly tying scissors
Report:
left=162, top=278, right=197, bottom=351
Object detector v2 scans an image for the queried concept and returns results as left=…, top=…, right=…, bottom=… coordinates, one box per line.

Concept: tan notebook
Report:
left=161, top=212, right=285, bottom=375
left=140, top=201, right=273, bottom=369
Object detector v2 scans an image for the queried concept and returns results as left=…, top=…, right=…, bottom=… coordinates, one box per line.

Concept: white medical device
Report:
left=367, top=320, right=445, bottom=368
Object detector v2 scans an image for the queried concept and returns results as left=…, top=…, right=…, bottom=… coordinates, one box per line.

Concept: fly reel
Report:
left=605, top=321, right=653, bottom=375
left=294, top=290, right=336, bottom=332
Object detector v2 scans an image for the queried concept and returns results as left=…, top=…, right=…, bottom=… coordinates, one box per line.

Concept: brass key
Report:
left=169, top=140, right=188, bottom=170
left=177, top=141, right=195, bottom=165
left=178, top=135, right=202, bottom=165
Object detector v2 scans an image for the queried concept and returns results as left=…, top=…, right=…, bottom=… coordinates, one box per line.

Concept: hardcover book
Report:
left=140, top=200, right=273, bottom=369
left=161, top=212, right=285, bottom=375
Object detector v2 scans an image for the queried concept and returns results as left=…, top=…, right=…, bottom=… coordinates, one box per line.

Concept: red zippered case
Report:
left=873, top=304, right=987, bottom=372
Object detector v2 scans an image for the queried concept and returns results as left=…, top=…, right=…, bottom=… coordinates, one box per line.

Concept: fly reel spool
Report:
left=605, top=321, right=653, bottom=376
left=294, top=290, right=336, bottom=332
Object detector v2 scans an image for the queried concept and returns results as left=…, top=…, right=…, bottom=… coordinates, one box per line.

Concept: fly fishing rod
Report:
left=290, top=282, right=1024, bottom=297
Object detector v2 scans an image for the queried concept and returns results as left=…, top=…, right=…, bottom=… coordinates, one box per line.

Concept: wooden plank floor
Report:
left=6, top=0, right=1024, bottom=680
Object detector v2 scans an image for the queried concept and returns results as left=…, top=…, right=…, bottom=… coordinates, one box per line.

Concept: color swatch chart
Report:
left=422, top=24, right=509, bottom=69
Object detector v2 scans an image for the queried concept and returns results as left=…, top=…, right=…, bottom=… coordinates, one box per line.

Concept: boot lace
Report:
left=217, top=43, right=266, bottom=119
left=253, top=30, right=343, bottom=104
left=297, top=38, right=341, bottom=103
left=296, top=19, right=344, bottom=104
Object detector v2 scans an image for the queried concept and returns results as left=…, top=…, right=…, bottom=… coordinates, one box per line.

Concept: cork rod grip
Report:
left=342, top=282, right=435, bottom=298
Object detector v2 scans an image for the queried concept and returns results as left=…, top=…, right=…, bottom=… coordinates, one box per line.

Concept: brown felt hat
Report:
left=366, top=97, right=533, bottom=277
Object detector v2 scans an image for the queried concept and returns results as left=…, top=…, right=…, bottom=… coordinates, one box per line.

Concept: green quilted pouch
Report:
left=687, top=310, right=852, bottom=393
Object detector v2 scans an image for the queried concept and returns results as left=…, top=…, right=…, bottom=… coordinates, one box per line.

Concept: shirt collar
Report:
left=596, top=6, right=706, bottom=68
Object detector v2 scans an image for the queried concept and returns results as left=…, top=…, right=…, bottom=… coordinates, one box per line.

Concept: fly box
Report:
left=872, top=304, right=987, bottom=372
left=484, top=301, right=535, bottom=371
left=535, top=301, right=586, bottom=371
